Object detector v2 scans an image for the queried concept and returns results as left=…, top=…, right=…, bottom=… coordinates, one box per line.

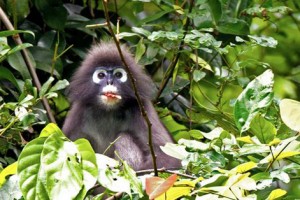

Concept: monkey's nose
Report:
left=107, top=79, right=113, bottom=85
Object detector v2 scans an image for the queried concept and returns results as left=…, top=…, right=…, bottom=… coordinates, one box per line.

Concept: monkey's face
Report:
left=92, top=66, right=129, bottom=108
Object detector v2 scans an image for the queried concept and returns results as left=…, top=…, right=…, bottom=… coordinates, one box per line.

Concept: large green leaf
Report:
left=41, top=133, right=83, bottom=200
left=7, top=51, right=32, bottom=79
left=34, top=0, right=67, bottom=31
left=216, top=19, right=250, bottom=35
left=250, top=115, right=277, bottom=144
left=18, top=137, right=50, bottom=200
left=207, top=0, right=222, bottom=23
left=18, top=124, right=92, bottom=200
left=234, top=69, right=274, bottom=133
left=6, top=0, right=30, bottom=21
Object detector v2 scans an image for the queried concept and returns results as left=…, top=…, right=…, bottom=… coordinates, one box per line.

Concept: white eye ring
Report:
left=113, top=68, right=127, bottom=83
left=93, top=69, right=107, bottom=84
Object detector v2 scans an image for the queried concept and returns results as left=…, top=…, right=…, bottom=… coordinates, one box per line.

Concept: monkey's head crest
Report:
left=68, top=42, right=154, bottom=109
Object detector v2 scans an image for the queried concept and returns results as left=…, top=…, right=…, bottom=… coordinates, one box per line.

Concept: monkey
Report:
left=62, top=42, right=180, bottom=170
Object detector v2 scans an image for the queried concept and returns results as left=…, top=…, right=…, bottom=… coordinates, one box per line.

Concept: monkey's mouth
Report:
left=102, top=92, right=122, bottom=100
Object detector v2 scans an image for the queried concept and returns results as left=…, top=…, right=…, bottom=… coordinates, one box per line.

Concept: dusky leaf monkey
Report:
left=63, top=42, right=180, bottom=170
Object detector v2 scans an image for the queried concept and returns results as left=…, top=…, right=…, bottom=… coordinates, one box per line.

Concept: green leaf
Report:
left=216, top=19, right=250, bottom=35
left=139, top=8, right=174, bottom=24
left=260, top=136, right=300, bottom=164
left=39, top=76, right=55, bottom=97
left=250, top=115, right=277, bottom=144
left=41, top=133, right=83, bottom=199
left=178, top=139, right=210, bottom=151
left=248, top=35, right=278, bottom=48
left=160, top=143, right=189, bottom=160
left=39, top=123, right=64, bottom=138
left=6, top=0, right=30, bottom=21
left=0, top=66, right=21, bottom=91
left=279, top=99, right=300, bottom=131
left=49, top=79, right=69, bottom=93
left=123, top=161, right=143, bottom=197
left=132, top=27, right=151, bottom=37
left=117, top=32, right=139, bottom=39
left=148, top=31, right=166, bottom=41
left=234, top=69, right=274, bottom=133
left=0, top=30, right=34, bottom=38
left=7, top=51, right=32, bottom=79
left=135, top=38, right=146, bottom=63
left=7, top=43, right=33, bottom=56
left=96, top=154, right=131, bottom=194
left=74, top=139, right=98, bottom=195
left=207, top=0, right=222, bottom=23
left=18, top=137, right=50, bottom=200
left=42, top=7, right=68, bottom=31
left=189, top=54, right=213, bottom=71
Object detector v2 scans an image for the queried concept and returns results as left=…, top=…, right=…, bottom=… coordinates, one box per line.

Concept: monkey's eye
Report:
left=93, top=69, right=107, bottom=84
left=113, top=68, right=127, bottom=82
left=98, top=72, right=106, bottom=79
left=114, top=72, right=123, bottom=79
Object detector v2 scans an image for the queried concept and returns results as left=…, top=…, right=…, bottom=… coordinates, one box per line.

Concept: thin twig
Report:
left=137, top=167, right=195, bottom=179
left=101, top=0, right=158, bottom=176
left=0, top=7, right=56, bottom=123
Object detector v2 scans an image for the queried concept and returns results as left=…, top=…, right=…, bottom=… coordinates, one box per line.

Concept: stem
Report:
left=0, top=7, right=56, bottom=124
left=102, top=0, right=158, bottom=176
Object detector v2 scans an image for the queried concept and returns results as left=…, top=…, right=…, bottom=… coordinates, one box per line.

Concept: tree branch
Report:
left=0, top=7, right=56, bottom=123
left=101, top=0, right=158, bottom=176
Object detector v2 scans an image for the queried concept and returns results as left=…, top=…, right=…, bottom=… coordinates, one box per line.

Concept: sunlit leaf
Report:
left=260, top=136, right=300, bottom=164
left=40, top=123, right=64, bottom=138
left=189, top=54, right=213, bottom=71
left=232, top=162, right=257, bottom=173
left=248, top=35, right=278, bottom=48
left=234, top=69, right=274, bottom=133
left=279, top=98, right=300, bottom=131
left=267, top=189, right=287, bottom=200
left=41, top=133, right=83, bottom=199
left=160, top=143, right=189, bottom=160
left=0, top=162, right=18, bottom=187
left=96, top=154, right=131, bottom=195
left=0, top=175, right=22, bottom=200
left=237, top=136, right=254, bottom=144
left=156, top=186, right=192, bottom=200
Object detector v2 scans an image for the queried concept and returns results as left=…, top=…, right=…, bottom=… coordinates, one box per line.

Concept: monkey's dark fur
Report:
left=63, top=42, right=180, bottom=170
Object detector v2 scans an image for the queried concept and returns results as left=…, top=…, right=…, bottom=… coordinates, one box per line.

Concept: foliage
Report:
left=0, top=0, right=300, bottom=199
